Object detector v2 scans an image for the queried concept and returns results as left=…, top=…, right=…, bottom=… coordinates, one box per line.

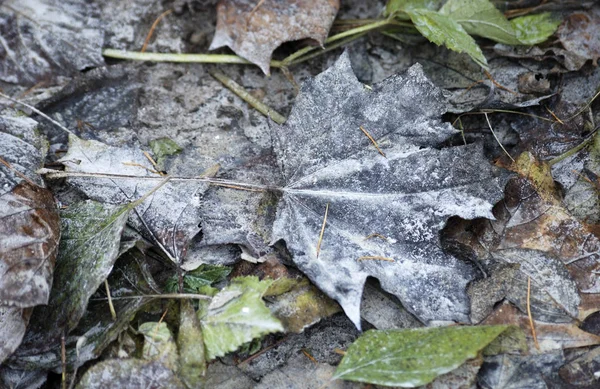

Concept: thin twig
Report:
left=104, top=279, right=117, bottom=321
left=527, top=276, right=540, bottom=350
left=0, top=92, right=74, bottom=135
left=209, top=69, right=287, bottom=124
left=359, top=125, right=386, bottom=157
left=91, top=293, right=211, bottom=301
left=316, top=203, right=329, bottom=258
left=61, top=333, right=67, bottom=389
left=357, top=256, right=394, bottom=262
left=39, top=169, right=276, bottom=191
left=141, top=9, right=173, bottom=53
left=484, top=112, right=514, bottom=162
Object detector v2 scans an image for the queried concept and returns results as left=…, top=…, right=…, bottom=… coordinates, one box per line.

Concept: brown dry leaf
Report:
left=499, top=153, right=600, bottom=295
left=209, top=0, right=340, bottom=74
left=558, top=7, right=600, bottom=66
left=483, top=302, right=600, bottom=353
left=0, top=180, right=60, bottom=308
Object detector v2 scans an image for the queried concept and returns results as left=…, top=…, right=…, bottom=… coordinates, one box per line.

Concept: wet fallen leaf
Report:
left=0, top=181, right=60, bottom=308
left=478, top=351, right=566, bottom=389
left=558, top=7, right=600, bottom=66
left=11, top=201, right=131, bottom=360
left=483, top=302, right=600, bottom=352
left=267, top=277, right=341, bottom=333
left=272, top=52, right=509, bottom=328
left=559, top=346, right=600, bottom=387
left=333, top=325, right=507, bottom=387
left=209, top=0, right=339, bottom=74
left=0, top=0, right=104, bottom=85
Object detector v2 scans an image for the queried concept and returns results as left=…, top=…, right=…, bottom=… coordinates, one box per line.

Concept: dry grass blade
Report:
left=527, top=276, right=540, bottom=351
left=357, top=256, right=394, bottom=262
left=484, top=112, right=515, bottom=162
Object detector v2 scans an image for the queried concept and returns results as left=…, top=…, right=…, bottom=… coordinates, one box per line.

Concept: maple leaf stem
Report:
left=209, top=69, right=286, bottom=124
left=102, top=49, right=284, bottom=67
left=282, top=19, right=394, bottom=66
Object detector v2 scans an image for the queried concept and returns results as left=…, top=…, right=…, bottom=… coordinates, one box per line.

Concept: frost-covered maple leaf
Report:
left=272, top=52, right=510, bottom=328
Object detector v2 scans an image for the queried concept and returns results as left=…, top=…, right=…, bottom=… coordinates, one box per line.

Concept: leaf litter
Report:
left=2, top=0, right=600, bottom=387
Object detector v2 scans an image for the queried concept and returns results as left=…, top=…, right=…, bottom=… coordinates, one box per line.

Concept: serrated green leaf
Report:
left=165, top=264, right=231, bottom=294
left=333, top=325, right=508, bottom=387
left=512, top=13, right=561, bottom=45
left=200, top=276, right=283, bottom=360
left=406, top=9, right=489, bottom=69
left=440, top=0, right=521, bottom=45
left=384, top=0, right=444, bottom=18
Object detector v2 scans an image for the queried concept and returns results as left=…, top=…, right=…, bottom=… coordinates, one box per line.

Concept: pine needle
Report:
left=358, top=256, right=394, bottom=262
left=316, top=203, right=329, bottom=258
left=141, top=9, right=173, bottom=53
left=359, top=125, right=386, bottom=157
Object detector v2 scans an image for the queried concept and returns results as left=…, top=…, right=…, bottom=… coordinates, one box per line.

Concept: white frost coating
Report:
left=58, top=135, right=207, bottom=263
left=272, top=53, right=510, bottom=328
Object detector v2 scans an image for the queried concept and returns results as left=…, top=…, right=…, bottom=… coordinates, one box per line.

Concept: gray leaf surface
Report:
left=59, top=135, right=207, bottom=262
left=272, top=53, right=510, bottom=328
left=0, top=0, right=104, bottom=85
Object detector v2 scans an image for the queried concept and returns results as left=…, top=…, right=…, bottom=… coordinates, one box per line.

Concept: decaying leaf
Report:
left=58, top=135, right=208, bottom=262
left=266, top=277, right=341, bottom=333
left=483, top=302, right=600, bottom=353
left=12, top=200, right=130, bottom=359
left=333, top=325, right=507, bottom=387
left=75, top=359, right=186, bottom=389
left=200, top=276, right=283, bottom=360
left=0, top=115, right=59, bottom=308
left=0, top=0, right=104, bottom=85
left=557, top=7, right=600, bottom=66
left=272, top=52, right=509, bottom=328
left=479, top=351, right=566, bottom=389
left=0, top=181, right=60, bottom=308
left=209, top=0, right=339, bottom=74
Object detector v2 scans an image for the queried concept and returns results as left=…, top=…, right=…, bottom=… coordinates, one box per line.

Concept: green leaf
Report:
left=165, top=264, right=231, bottom=294
left=512, top=13, right=561, bottom=45
left=406, top=9, right=489, bottom=69
left=200, top=276, right=283, bottom=360
left=150, top=137, right=182, bottom=161
left=384, top=0, right=444, bottom=18
left=333, top=325, right=508, bottom=387
left=440, top=0, right=521, bottom=45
